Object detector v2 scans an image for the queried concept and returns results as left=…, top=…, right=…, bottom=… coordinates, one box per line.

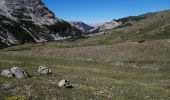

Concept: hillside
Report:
left=116, top=10, right=170, bottom=41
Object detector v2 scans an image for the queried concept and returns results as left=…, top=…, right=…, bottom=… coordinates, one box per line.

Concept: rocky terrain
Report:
left=0, top=0, right=81, bottom=48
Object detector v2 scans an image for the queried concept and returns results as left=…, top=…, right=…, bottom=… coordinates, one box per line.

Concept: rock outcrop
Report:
left=1, top=67, right=30, bottom=78
left=11, top=67, right=30, bottom=78
left=92, top=20, right=122, bottom=32
left=98, top=20, right=122, bottom=31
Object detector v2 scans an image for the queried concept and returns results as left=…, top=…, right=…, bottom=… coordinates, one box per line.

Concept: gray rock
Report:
left=86, top=58, right=93, bottom=62
left=1, top=69, right=13, bottom=77
left=11, top=67, right=29, bottom=79
left=58, top=80, right=72, bottom=88
left=38, top=65, right=52, bottom=75
left=97, top=20, right=122, bottom=31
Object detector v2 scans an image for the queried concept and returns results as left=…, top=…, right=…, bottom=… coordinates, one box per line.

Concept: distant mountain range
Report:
left=69, top=20, right=122, bottom=33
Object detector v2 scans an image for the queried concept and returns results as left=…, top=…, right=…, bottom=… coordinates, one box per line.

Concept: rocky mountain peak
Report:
left=0, top=0, right=62, bottom=25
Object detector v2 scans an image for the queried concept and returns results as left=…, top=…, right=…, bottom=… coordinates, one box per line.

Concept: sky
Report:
left=43, top=0, right=170, bottom=24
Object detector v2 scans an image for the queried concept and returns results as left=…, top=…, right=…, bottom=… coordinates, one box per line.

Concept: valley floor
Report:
left=0, top=39, right=170, bottom=100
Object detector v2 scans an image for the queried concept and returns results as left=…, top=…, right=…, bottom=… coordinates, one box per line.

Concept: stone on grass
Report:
left=11, top=67, right=30, bottom=79
left=86, top=58, right=93, bottom=62
left=1, top=69, right=13, bottom=77
left=38, top=65, right=52, bottom=75
left=58, top=80, right=72, bottom=88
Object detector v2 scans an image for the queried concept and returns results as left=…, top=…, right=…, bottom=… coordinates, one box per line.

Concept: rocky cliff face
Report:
left=98, top=20, right=122, bottom=31
left=90, top=20, right=122, bottom=33
left=0, top=0, right=81, bottom=48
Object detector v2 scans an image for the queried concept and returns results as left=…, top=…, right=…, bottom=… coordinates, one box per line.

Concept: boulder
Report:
left=1, top=69, right=13, bottom=77
left=11, top=67, right=29, bottom=79
left=58, top=80, right=72, bottom=88
left=38, top=65, right=52, bottom=75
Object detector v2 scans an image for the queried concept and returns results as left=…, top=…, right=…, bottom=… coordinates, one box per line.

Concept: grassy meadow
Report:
left=0, top=35, right=170, bottom=100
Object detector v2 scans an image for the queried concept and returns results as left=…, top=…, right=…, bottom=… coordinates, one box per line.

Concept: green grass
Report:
left=141, top=25, right=170, bottom=40
left=2, top=31, right=122, bottom=51
left=0, top=44, right=170, bottom=99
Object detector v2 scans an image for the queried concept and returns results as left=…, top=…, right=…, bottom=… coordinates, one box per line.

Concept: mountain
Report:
left=116, top=10, right=170, bottom=41
left=91, top=20, right=122, bottom=32
left=0, top=0, right=81, bottom=48
left=69, top=21, right=94, bottom=33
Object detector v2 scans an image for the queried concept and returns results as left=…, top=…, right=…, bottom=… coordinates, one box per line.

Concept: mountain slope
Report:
left=69, top=21, right=94, bottom=33
left=0, top=0, right=81, bottom=48
left=116, top=10, right=170, bottom=41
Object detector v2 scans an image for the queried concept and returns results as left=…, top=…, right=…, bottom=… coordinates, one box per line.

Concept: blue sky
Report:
left=43, top=0, right=170, bottom=24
